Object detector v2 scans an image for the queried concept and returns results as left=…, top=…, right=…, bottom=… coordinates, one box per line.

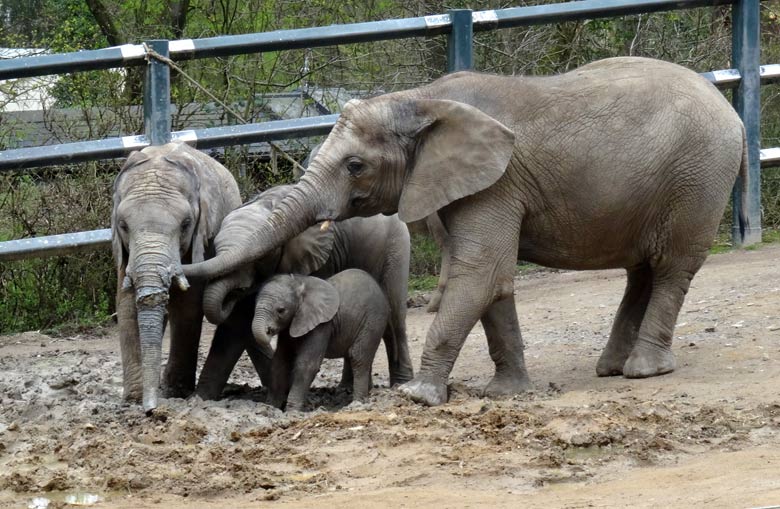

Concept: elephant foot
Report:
left=483, top=370, right=531, bottom=399
left=194, top=383, right=223, bottom=401
left=123, top=386, right=142, bottom=404
left=398, top=373, right=447, bottom=406
left=623, top=343, right=676, bottom=378
left=596, top=351, right=630, bottom=377
left=162, top=380, right=195, bottom=399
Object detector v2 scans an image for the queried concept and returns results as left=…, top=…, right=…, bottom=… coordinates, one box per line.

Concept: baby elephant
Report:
left=253, top=269, right=389, bottom=411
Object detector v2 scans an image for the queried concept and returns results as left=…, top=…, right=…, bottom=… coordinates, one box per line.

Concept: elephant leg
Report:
left=116, top=270, right=142, bottom=402
left=285, top=329, right=330, bottom=412
left=400, top=206, right=520, bottom=406
left=245, top=340, right=274, bottom=388
left=596, top=264, right=653, bottom=376
left=268, top=339, right=295, bottom=410
left=426, top=213, right=450, bottom=314
left=338, top=358, right=354, bottom=389
left=349, top=333, right=381, bottom=402
left=623, top=257, right=703, bottom=378
left=481, top=294, right=531, bottom=398
left=163, top=281, right=205, bottom=398
left=382, top=241, right=414, bottom=386
left=195, top=322, right=245, bottom=400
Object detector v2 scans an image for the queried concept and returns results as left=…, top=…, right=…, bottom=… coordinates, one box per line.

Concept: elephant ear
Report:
left=289, top=276, right=340, bottom=338
left=277, top=223, right=335, bottom=275
left=397, top=99, right=515, bottom=223
left=191, top=198, right=208, bottom=263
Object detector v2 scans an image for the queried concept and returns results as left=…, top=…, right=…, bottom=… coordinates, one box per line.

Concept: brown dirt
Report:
left=3, top=246, right=780, bottom=508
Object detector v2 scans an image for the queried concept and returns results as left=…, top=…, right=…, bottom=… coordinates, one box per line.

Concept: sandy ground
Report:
left=2, top=246, right=780, bottom=508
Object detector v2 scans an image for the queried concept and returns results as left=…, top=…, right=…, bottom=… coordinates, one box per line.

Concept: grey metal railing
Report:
left=0, top=0, right=769, bottom=261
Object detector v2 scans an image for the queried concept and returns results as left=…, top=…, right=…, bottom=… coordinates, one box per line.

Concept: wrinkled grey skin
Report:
left=255, top=269, right=389, bottom=411
left=195, top=184, right=413, bottom=400
left=301, top=143, right=450, bottom=313
left=112, top=142, right=241, bottom=412
left=184, top=57, right=747, bottom=407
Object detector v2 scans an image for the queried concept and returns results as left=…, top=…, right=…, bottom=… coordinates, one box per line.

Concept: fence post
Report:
left=144, top=39, right=172, bottom=146
left=447, top=9, right=473, bottom=72
left=731, top=0, right=762, bottom=246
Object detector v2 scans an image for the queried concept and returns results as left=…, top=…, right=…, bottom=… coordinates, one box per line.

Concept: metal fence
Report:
left=0, top=0, right=772, bottom=261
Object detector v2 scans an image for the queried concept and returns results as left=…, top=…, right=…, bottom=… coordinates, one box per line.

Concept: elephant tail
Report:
left=737, top=126, right=750, bottom=241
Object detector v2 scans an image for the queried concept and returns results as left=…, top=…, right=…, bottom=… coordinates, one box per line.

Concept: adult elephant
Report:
left=183, top=57, right=747, bottom=406
left=112, top=142, right=241, bottom=412
left=195, top=184, right=413, bottom=400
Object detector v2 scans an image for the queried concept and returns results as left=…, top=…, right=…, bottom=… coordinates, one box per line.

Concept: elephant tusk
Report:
left=122, top=275, right=133, bottom=292
left=320, top=220, right=332, bottom=232
left=173, top=273, right=190, bottom=291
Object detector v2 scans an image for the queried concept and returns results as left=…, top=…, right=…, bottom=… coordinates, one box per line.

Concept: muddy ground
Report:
left=2, top=246, right=780, bottom=508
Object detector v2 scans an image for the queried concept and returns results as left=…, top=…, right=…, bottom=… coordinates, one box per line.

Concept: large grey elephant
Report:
left=256, top=269, right=389, bottom=411
left=194, top=184, right=413, bottom=400
left=183, top=57, right=747, bottom=406
left=112, top=142, right=241, bottom=412
left=301, top=142, right=451, bottom=313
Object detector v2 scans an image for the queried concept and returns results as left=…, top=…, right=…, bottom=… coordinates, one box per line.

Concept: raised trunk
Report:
left=137, top=304, right=166, bottom=413
left=183, top=175, right=333, bottom=280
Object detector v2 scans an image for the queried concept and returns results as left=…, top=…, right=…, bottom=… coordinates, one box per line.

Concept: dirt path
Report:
left=2, top=246, right=780, bottom=508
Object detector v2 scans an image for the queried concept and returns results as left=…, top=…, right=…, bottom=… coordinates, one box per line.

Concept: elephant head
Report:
left=252, top=274, right=340, bottom=349
left=182, top=94, right=515, bottom=280
left=112, top=142, right=240, bottom=412
left=202, top=185, right=335, bottom=325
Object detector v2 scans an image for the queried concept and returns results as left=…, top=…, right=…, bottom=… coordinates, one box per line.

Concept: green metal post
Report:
left=447, top=9, right=473, bottom=72
left=144, top=40, right=172, bottom=146
left=731, top=0, right=762, bottom=246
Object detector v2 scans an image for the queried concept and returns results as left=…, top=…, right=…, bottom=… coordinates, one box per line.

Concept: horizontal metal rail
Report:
left=0, top=0, right=732, bottom=80
left=2, top=64, right=779, bottom=172
left=0, top=229, right=111, bottom=262
left=0, top=115, right=339, bottom=171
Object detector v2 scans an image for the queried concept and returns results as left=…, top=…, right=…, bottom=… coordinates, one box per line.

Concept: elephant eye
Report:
left=181, top=218, right=192, bottom=232
left=276, top=307, right=286, bottom=315
left=119, top=220, right=129, bottom=232
left=346, top=159, right=364, bottom=176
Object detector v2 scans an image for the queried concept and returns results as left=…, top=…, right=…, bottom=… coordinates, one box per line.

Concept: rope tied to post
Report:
left=141, top=42, right=308, bottom=175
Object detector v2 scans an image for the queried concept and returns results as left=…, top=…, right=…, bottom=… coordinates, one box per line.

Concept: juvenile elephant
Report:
left=257, top=270, right=389, bottom=411
left=184, top=57, right=747, bottom=406
left=194, top=184, right=413, bottom=400
left=301, top=142, right=450, bottom=313
left=112, top=142, right=241, bottom=412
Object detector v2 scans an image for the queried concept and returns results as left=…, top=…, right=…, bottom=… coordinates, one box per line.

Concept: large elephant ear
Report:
left=289, top=276, right=340, bottom=338
left=397, top=99, right=515, bottom=223
left=277, top=223, right=335, bottom=275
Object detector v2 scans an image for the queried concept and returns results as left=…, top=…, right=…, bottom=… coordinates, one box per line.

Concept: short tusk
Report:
left=320, top=220, right=332, bottom=232
left=122, top=275, right=133, bottom=292
left=173, top=273, right=190, bottom=291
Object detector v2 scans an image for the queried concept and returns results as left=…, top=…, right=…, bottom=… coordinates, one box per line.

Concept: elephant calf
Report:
left=254, top=269, right=389, bottom=411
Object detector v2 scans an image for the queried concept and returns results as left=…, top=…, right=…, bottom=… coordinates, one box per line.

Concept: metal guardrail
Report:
left=0, top=0, right=769, bottom=261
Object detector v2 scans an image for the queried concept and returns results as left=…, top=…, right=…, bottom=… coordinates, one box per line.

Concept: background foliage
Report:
left=1, top=0, right=780, bottom=332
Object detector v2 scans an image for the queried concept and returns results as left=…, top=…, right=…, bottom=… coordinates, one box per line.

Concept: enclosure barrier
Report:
left=0, top=0, right=769, bottom=262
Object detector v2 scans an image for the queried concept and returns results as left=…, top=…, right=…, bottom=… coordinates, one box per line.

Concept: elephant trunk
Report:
left=251, top=311, right=273, bottom=351
left=202, top=269, right=253, bottom=324
left=183, top=174, right=333, bottom=280
left=137, top=303, right=166, bottom=413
